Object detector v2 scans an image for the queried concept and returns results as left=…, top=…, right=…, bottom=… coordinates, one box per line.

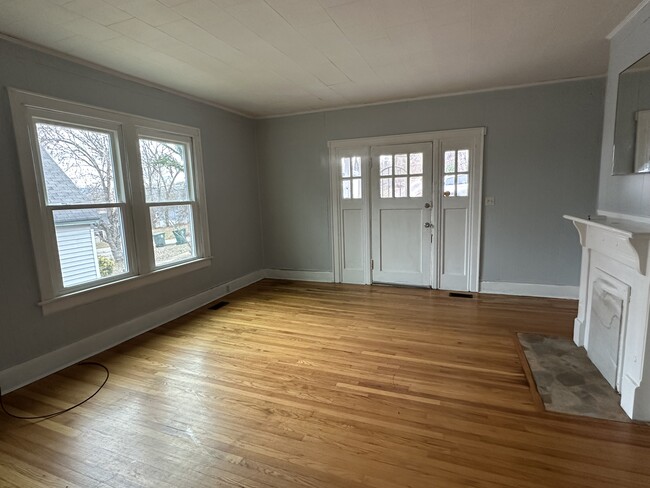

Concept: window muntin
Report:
left=379, top=152, right=424, bottom=198
left=11, top=90, right=210, bottom=307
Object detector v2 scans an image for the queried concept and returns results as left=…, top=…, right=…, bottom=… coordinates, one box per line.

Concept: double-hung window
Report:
left=10, top=90, right=210, bottom=313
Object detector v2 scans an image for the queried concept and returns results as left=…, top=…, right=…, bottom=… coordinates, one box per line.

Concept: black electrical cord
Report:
left=0, top=361, right=109, bottom=420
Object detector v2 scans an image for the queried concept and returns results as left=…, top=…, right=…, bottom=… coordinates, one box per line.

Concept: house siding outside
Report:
left=55, top=224, right=100, bottom=287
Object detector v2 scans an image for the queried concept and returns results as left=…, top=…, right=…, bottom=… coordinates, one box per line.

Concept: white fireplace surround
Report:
left=565, top=214, right=650, bottom=421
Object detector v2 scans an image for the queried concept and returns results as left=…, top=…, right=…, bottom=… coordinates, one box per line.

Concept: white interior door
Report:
left=371, top=143, right=433, bottom=286
left=438, top=138, right=474, bottom=291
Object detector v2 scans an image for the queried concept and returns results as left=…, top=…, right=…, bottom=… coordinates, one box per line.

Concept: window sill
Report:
left=39, top=257, right=212, bottom=315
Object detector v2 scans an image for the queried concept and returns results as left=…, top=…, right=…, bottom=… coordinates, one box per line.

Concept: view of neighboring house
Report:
left=41, top=150, right=101, bottom=288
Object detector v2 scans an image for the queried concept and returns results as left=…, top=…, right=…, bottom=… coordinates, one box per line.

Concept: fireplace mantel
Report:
left=564, top=215, right=650, bottom=420
left=566, top=215, right=650, bottom=276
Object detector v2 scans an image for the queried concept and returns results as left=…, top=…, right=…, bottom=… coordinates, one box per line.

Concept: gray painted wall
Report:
left=599, top=3, right=650, bottom=215
left=0, top=39, right=263, bottom=372
left=257, top=79, right=606, bottom=286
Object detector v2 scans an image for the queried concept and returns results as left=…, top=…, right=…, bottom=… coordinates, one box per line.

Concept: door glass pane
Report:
left=394, top=154, right=407, bottom=175
left=444, top=151, right=456, bottom=173
left=409, top=176, right=423, bottom=197
left=352, top=178, right=362, bottom=199
left=409, top=153, right=423, bottom=174
left=341, top=157, right=351, bottom=178
left=53, top=207, right=127, bottom=287
left=150, top=205, right=195, bottom=267
left=380, top=155, right=393, bottom=176
left=444, top=175, right=456, bottom=196
left=36, top=122, right=118, bottom=205
left=457, top=150, right=469, bottom=172
left=457, top=174, right=469, bottom=196
left=394, top=177, right=407, bottom=198
left=342, top=179, right=351, bottom=199
left=351, top=157, right=361, bottom=177
left=380, top=177, right=392, bottom=198
left=139, top=138, right=190, bottom=203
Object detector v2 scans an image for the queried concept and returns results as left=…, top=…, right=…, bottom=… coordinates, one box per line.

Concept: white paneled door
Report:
left=331, top=128, right=484, bottom=292
left=370, top=143, right=433, bottom=286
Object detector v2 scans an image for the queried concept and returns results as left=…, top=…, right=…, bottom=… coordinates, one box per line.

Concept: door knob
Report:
left=424, top=202, right=431, bottom=208
left=424, top=222, right=433, bottom=228
left=443, top=191, right=451, bottom=197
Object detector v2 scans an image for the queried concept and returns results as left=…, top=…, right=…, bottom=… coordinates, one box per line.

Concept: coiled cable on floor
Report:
left=0, top=362, right=109, bottom=420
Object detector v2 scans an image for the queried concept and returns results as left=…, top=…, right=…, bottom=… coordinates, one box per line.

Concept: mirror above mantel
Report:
left=613, top=52, right=650, bottom=174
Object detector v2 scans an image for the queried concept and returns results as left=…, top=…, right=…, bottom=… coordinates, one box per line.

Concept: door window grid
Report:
left=379, top=152, right=424, bottom=198
left=341, top=156, right=362, bottom=199
left=443, top=149, right=469, bottom=197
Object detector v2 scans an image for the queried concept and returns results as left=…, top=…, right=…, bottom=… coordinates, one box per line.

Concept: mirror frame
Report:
left=612, top=52, right=650, bottom=175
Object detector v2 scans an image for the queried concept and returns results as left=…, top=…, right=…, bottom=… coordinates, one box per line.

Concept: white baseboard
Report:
left=479, top=281, right=579, bottom=299
left=0, top=269, right=264, bottom=394
left=264, top=269, right=334, bottom=282
left=597, top=209, right=650, bottom=225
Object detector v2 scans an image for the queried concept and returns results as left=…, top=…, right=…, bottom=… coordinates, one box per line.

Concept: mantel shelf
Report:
left=564, top=215, right=650, bottom=276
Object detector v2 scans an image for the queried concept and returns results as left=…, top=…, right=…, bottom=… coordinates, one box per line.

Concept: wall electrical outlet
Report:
left=485, top=196, right=495, bottom=206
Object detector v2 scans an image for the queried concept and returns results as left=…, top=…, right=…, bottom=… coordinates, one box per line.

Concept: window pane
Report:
left=36, top=122, right=118, bottom=205
left=342, top=179, right=351, bottom=199
left=457, top=150, right=469, bottom=172
left=444, top=151, right=456, bottom=173
left=341, top=157, right=351, bottom=178
left=444, top=175, right=456, bottom=196
left=380, top=155, right=393, bottom=176
left=352, top=178, right=362, bottom=199
left=380, top=177, right=392, bottom=198
left=409, top=153, right=423, bottom=174
left=53, top=207, right=127, bottom=287
left=150, top=205, right=195, bottom=267
left=409, top=176, right=423, bottom=197
left=351, top=157, right=361, bottom=177
left=139, top=138, right=190, bottom=203
left=394, top=177, right=407, bottom=198
left=395, top=154, right=407, bottom=175
left=457, top=174, right=469, bottom=197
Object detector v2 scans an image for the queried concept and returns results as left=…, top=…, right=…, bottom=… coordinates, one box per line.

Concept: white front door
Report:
left=370, top=143, right=433, bottom=287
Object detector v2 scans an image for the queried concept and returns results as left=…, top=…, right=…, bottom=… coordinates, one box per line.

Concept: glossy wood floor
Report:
left=1, top=280, right=650, bottom=488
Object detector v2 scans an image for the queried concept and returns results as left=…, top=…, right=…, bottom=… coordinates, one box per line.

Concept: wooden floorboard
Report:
left=1, top=279, right=650, bottom=487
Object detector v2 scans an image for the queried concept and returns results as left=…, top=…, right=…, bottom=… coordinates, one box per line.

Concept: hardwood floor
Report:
left=1, top=279, right=650, bottom=487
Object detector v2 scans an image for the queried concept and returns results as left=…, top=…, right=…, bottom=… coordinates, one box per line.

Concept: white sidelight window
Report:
left=10, top=90, right=211, bottom=314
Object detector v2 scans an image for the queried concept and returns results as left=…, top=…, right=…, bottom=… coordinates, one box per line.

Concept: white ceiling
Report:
left=0, top=0, right=642, bottom=117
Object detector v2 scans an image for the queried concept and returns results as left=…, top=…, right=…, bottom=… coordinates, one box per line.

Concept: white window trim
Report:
left=9, top=89, right=211, bottom=315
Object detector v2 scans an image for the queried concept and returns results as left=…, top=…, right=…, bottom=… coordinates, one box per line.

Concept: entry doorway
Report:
left=330, top=128, right=485, bottom=292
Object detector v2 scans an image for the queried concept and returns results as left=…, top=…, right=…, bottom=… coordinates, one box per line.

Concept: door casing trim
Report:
left=329, top=127, right=486, bottom=292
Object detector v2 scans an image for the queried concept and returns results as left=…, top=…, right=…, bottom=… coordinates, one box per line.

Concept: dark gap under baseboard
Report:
left=448, top=292, right=474, bottom=299
left=209, top=301, right=229, bottom=310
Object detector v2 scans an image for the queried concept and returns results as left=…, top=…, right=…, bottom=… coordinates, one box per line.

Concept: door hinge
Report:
left=371, top=259, right=374, bottom=270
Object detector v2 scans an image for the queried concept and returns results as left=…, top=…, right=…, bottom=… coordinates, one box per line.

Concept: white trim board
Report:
left=480, top=281, right=579, bottom=299
left=0, top=270, right=265, bottom=394
left=264, top=269, right=334, bottom=282
left=597, top=209, right=650, bottom=225
left=607, top=0, right=650, bottom=40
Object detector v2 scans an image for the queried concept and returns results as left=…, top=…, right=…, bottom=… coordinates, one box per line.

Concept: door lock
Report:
left=424, top=222, right=433, bottom=228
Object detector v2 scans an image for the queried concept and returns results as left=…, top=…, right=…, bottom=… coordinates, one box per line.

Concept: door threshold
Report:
left=371, top=282, right=431, bottom=289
